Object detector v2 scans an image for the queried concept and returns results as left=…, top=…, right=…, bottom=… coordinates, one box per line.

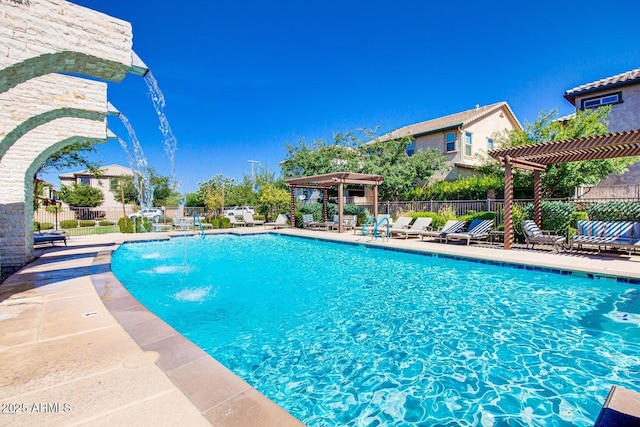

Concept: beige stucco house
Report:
left=564, top=67, right=640, bottom=198
left=374, top=102, right=522, bottom=181
left=59, top=164, right=133, bottom=207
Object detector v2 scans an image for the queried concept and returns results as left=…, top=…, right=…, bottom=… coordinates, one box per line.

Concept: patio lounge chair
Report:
left=570, top=220, right=636, bottom=254
left=229, top=215, right=245, bottom=227
left=386, top=216, right=413, bottom=235
left=337, top=215, right=358, bottom=232
left=311, top=214, right=339, bottom=230
left=34, top=231, right=67, bottom=246
left=522, top=220, right=566, bottom=251
left=445, top=219, right=494, bottom=245
left=265, top=214, right=288, bottom=229
left=302, top=214, right=314, bottom=228
left=420, top=220, right=465, bottom=242
left=242, top=212, right=265, bottom=226
left=391, top=217, right=433, bottom=239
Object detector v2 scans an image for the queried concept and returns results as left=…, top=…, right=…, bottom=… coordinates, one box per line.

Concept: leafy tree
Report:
left=59, top=183, right=104, bottom=207
left=109, top=168, right=179, bottom=207
left=480, top=107, right=638, bottom=198
left=281, top=131, right=363, bottom=179
left=282, top=129, right=448, bottom=201
left=258, top=183, right=290, bottom=221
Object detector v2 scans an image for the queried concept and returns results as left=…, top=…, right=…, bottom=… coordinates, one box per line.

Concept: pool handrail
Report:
left=193, top=214, right=205, bottom=237
left=373, top=216, right=391, bottom=241
left=361, top=216, right=375, bottom=236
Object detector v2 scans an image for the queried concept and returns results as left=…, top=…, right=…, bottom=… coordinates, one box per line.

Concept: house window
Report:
left=406, top=141, right=414, bottom=156
left=78, top=176, right=90, bottom=186
left=445, top=132, right=456, bottom=152
left=465, top=132, right=472, bottom=156
left=581, top=92, right=622, bottom=109
left=110, top=178, right=120, bottom=191
left=487, top=138, right=494, bottom=150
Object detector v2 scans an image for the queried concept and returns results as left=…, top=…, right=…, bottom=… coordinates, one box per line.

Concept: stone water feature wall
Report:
left=0, top=0, right=146, bottom=274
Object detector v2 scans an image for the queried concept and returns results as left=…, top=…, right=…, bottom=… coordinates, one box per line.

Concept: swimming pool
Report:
left=111, top=234, right=640, bottom=426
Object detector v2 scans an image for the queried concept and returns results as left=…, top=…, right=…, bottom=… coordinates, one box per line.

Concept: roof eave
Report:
left=563, top=76, right=640, bottom=106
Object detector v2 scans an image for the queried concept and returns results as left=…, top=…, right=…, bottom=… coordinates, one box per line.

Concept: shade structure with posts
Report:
left=285, top=172, right=384, bottom=233
left=488, top=129, right=640, bottom=250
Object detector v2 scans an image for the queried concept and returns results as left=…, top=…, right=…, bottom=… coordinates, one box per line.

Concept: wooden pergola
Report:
left=488, top=129, right=640, bottom=249
left=285, top=172, right=384, bottom=233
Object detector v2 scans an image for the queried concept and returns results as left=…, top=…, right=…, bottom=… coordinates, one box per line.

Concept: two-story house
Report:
left=563, top=67, right=640, bottom=198
left=59, top=164, right=133, bottom=207
left=373, top=102, right=522, bottom=181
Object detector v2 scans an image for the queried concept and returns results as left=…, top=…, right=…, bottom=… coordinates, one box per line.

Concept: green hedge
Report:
left=60, top=219, right=79, bottom=229
left=118, top=216, right=151, bottom=233
left=33, top=221, right=55, bottom=231
left=523, top=201, right=575, bottom=237
left=79, top=220, right=95, bottom=227
left=99, top=220, right=115, bottom=226
left=408, top=212, right=446, bottom=229
left=219, top=217, right=231, bottom=228
left=587, top=201, right=640, bottom=221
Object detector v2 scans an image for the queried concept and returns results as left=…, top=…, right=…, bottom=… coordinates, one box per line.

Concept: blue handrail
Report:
left=373, top=216, right=390, bottom=240
left=193, top=214, right=205, bottom=237
left=361, top=217, right=376, bottom=236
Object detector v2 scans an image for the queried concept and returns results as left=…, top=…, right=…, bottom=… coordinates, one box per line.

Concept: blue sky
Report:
left=44, top=0, right=640, bottom=193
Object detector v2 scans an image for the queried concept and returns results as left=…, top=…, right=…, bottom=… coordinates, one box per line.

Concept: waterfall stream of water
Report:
left=144, top=71, right=178, bottom=190
left=116, top=113, right=154, bottom=209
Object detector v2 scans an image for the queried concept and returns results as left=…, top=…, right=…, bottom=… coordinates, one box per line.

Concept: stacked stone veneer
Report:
left=0, top=0, right=135, bottom=92
left=0, top=0, right=144, bottom=273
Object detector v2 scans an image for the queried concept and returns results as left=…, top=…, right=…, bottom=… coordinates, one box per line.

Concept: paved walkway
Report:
left=1, top=228, right=638, bottom=426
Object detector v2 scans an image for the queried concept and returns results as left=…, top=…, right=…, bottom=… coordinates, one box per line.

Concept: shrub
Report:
left=99, top=220, right=115, bottom=226
left=523, top=201, right=575, bottom=237
left=409, top=211, right=446, bottom=229
left=39, top=222, right=54, bottom=230
left=118, top=217, right=133, bottom=233
left=299, top=203, right=338, bottom=221
left=572, top=211, right=588, bottom=227
left=437, top=205, right=457, bottom=220
left=79, top=220, right=95, bottom=227
left=219, top=217, right=231, bottom=228
left=60, top=219, right=79, bottom=229
left=458, top=211, right=497, bottom=222
left=210, top=218, right=220, bottom=229
left=587, top=201, right=640, bottom=221
left=343, top=204, right=370, bottom=225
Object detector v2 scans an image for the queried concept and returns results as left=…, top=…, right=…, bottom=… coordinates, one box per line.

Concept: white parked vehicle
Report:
left=223, top=206, right=255, bottom=217
left=129, top=208, right=163, bottom=222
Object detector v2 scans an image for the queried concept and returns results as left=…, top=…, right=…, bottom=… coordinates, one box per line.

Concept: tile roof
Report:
left=564, top=67, right=640, bottom=105
left=372, top=102, right=520, bottom=143
left=58, top=164, right=133, bottom=179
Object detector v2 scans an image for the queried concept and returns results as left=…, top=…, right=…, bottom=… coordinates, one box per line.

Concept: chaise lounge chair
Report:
left=264, top=214, right=288, bottom=229
left=391, top=217, right=433, bottom=239
left=522, top=220, right=566, bottom=251
left=420, top=220, right=465, bottom=242
left=229, top=215, right=245, bottom=227
left=34, top=231, right=68, bottom=246
left=386, top=216, right=413, bottom=235
left=242, top=212, right=265, bottom=226
left=444, top=219, right=494, bottom=245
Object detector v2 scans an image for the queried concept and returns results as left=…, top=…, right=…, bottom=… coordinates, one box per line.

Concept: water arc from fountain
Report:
left=115, top=113, right=154, bottom=209
left=144, top=71, right=178, bottom=191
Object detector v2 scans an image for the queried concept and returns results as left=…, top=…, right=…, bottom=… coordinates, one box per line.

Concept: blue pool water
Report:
left=111, top=234, right=640, bottom=426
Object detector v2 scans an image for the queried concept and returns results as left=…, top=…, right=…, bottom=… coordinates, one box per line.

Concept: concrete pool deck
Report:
left=1, top=227, right=639, bottom=426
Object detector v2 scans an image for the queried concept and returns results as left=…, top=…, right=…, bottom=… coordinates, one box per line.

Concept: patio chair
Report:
left=34, top=231, right=68, bottom=246
left=264, top=214, right=288, bottom=229
left=445, top=219, right=494, bottom=245
left=420, top=220, right=465, bottom=242
left=229, top=215, right=245, bottom=227
left=302, top=214, right=314, bottom=229
left=391, top=217, right=433, bottom=239
left=387, top=216, right=413, bottom=235
left=172, top=216, right=192, bottom=230
left=338, top=215, right=358, bottom=232
left=522, top=220, right=566, bottom=251
left=242, top=212, right=265, bottom=226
